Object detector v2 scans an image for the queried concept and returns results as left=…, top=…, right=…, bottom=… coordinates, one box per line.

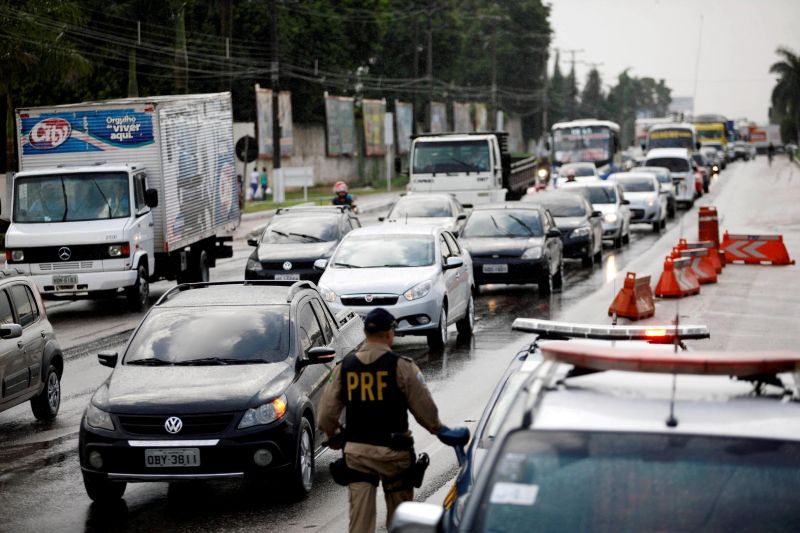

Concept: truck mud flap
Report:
left=215, top=236, right=234, bottom=259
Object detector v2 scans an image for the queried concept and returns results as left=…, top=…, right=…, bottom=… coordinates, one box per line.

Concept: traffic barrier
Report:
left=677, top=248, right=718, bottom=284
left=721, top=232, right=795, bottom=265
left=698, top=206, right=725, bottom=267
left=608, top=272, right=655, bottom=320
left=655, top=256, right=701, bottom=298
left=677, top=239, right=723, bottom=274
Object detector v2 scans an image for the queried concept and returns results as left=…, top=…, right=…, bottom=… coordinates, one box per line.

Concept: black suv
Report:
left=245, top=206, right=361, bottom=283
left=79, top=280, right=365, bottom=503
left=0, top=271, right=63, bottom=421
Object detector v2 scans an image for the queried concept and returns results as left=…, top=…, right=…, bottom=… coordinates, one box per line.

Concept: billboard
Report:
left=474, top=103, right=488, bottom=131
left=254, top=85, right=294, bottom=158
left=362, top=98, right=386, bottom=156
left=429, top=102, right=448, bottom=133
left=394, top=100, right=413, bottom=154
left=324, top=93, right=357, bottom=157
left=453, top=102, right=472, bottom=132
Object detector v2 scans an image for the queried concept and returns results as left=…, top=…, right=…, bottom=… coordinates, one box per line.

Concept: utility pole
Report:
left=270, top=0, right=283, bottom=202
left=426, top=0, right=433, bottom=131
left=490, top=25, right=497, bottom=130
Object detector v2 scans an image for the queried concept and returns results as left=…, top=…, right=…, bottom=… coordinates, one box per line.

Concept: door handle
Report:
left=148, top=222, right=154, bottom=227
left=17, top=341, right=25, bottom=349
left=40, top=330, right=47, bottom=338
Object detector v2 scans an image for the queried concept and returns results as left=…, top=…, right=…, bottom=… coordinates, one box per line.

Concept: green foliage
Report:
left=770, top=46, right=800, bottom=144
left=578, top=68, right=605, bottom=119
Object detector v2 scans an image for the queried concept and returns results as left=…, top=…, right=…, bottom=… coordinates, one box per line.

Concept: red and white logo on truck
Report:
left=28, top=118, right=72, bottom=150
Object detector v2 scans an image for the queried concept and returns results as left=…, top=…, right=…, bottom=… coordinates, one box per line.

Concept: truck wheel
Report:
left=126, top=265, right=149, bottom=311
left=83, top=471, right=126, bottom=503
left=456, top=295, right=474, bottom=336
left=194, top=250, right=210, bottom=283
left=30, top=365, right=60, bottom=421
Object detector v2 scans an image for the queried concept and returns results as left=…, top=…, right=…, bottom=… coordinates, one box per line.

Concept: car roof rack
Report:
left=154, top=280, right=318, bottom=306
left=276, top=205, right=352, bottom=215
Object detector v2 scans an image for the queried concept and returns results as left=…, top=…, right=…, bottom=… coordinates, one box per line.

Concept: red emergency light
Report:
left=539, top=341, right=800, bottom=377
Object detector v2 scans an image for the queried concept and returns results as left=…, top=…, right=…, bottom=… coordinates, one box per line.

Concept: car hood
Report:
left=6, top=218, right=130, bottom=247
left=257, top=241, right=338, bottom=262
left=623, top=191, right=657, bottom=205
left=320, top=265, right=440, bottom=295
left=460, top=236, right=544, bottom=256
left=592, top=204, right=618, bottom=215
left=553, top=216, right=587, bottom=231
left=94, top=363, right=295, bottom=414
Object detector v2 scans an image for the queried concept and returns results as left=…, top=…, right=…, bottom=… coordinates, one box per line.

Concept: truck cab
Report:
left=5, top=164, right=159, bottom=310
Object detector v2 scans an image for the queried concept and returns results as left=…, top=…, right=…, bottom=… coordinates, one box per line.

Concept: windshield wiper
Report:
left=60, top=178, right=69, bottom=221
left=270, top=229, right=290, bottom=238
left=91, top=178, right=113, bottom=218
left=174, top=357, right=267, bottom=366
left=489, top=215, right=516, bottom=238
left=126, top=358, right=174, bottom=366
left=333, top=262, right=362, bottom=268
left=507, top=214, right=538, bottom=236
left=447, top=155, right=479, bottom=172
left=288, top=232, right=325, bottom=243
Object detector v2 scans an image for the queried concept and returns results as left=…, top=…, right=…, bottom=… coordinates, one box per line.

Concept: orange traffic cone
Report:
left=678, top=239, right=722, bottom=274
left=655, top=256, right=701, bottom=297
left=608, top=272, right=655, bottom=320
left=678, top=248, right=718, bottom=284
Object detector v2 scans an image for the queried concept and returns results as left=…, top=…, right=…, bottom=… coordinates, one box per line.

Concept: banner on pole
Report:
left=453, top=102, right=472, bottom=132
left=324, top=93, right=357, bottom=157
left=474, top=103, right=488, bottom=131
left=362, top=98, right=386, bottom=156
left=394, top=100, right=413, bottom=154
left=429, top=102, right=448, bottom=133
left=254, top=85, right=294, bottom=158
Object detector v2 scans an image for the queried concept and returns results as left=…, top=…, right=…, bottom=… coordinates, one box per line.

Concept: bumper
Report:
left=25, top=270, right=138, bottom=295
left=327, top=297, right=442, bottom=335
left=628, top=204, right=660, bottom=223
left=470, top=256, right=546, bottom=285
left=561, top=234, right=592, bottom=258
left=601, top=221, right=623, bottom=239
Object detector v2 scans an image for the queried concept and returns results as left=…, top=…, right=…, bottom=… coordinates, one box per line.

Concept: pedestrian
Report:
left=259, top=167, right=269, bottom=200
left=318, top=308, right=464, bottom=532
left=249, top=167, right=259, bottom=201
left=767, top=142, right=775, bottom=166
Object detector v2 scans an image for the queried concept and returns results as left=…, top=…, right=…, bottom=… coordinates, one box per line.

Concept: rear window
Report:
left=645, top=157, right=690, bottom=173
left=474, top=430, right=800, bottom=532
left=526, top=196, right=586, bottom=217
left=583, top=187, right=617, bottom=204
left=617, top=178, right=656, bottom=192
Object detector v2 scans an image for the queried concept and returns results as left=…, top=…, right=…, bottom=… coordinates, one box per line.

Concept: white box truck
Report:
left=6, top=93, right=240, bottom=310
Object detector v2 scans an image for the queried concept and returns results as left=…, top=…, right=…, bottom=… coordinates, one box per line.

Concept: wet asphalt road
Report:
left=0, top=157, right=794, bottom=532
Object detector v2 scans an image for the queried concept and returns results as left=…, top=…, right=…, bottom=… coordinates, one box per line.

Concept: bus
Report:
left=551, top=119, right=620, bottom=169
left=645, top=123, right=697, bottom=152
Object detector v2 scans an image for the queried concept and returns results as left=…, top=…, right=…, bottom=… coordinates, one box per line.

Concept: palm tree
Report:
left=770, top=47, right=800, bottom=144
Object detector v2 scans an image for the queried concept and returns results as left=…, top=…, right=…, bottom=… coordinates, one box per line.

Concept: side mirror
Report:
left=443, top=256, right=464, bottom=270
left=456, top=213, right=467, bottom=221
left=145, top=188, right=159, bottom=208
left=0, top=323, right=22, bottom=339
left=98, top=352, right=119, bottom=368
left=301, top=346, right=336, bottom=367
left=621, top=199, right=631, bottom=205
left=313, top=258, right=328, bottom=270
left=461, top=203, right=473, bottom=209
left=546, top=228, right=561, bottom=238
left=394, top=156, right=402, bottom=173
left=247, top=238, right=259, bottom=247
left=591, top=210, right=602, bottom=218
left=389, top=502, right=444, bottom=533
left=378, top=216, right=385, bottom=222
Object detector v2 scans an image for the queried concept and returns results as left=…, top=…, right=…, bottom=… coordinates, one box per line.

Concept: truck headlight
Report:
left=603, top=213, right=618, bottom=223
left=319, top=285, right=337, bottom=303
left=521, top=246, right=542, bottom=259
left=571, top=226, right=591, bottom=238
left=404, top=280, right=432, bottom=301
left=238, top=395, right=287, bottom=429
left=86, top=404, right=115, bottom=431
left=10, top=250, right=24, bottom=262
left=246, top=258, right=263, bottom=271
left=107, top=243, right=130, bottom=257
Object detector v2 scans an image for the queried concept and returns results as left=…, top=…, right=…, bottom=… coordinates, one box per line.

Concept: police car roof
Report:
left=471, top=202, right=545, bottom=211
left=157, top=283, right=294, bottom=307
left=347, top=224, right=443, bottom=237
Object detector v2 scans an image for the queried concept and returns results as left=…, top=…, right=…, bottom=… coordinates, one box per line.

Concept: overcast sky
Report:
left=548, top=0, right=799, bottom=123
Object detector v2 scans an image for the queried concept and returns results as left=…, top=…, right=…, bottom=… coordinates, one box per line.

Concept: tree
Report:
left=564, top=60, right=578, bottom=120
left=770, top=46, right=800, bottom=144
left=579, top=68, right=604, bottom=118
left=547, top=51, right=565, bottom=125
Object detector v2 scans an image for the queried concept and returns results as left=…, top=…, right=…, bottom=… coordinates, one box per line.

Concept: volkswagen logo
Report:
left=365, top=294, right=374, bottom=303
left=58, top=247, right=72, bottom=261
left=164, top=416, right=183, bottom=434
left=283, top=261, right=292, bottom=271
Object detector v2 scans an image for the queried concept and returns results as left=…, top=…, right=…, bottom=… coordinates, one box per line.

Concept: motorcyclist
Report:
left=767, top=142, right=775, bottom=166
left=332, top=180, right=356, bottom=210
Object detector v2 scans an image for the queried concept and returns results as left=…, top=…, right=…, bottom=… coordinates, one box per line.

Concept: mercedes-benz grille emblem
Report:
left=58, top=247, right=72, bottom=261
left=365, top=294, right=374, bottom=303
left=283, top=261, right=292, bottom=271
left=164, top=416, right=183, bottom=434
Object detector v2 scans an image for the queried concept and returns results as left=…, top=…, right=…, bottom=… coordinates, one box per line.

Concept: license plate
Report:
left=53, top=275, right=78, bottom=285
left=483, top=264, right=508, bottom=274
left=144, top=448, right=200, bottom=468
left=274, top=273, right=300, bottom=281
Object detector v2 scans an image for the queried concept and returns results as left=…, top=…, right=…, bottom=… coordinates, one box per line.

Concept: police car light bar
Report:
left=538, top=341, right=800, bottom=377
left=511, top=318, right=710, bottom=344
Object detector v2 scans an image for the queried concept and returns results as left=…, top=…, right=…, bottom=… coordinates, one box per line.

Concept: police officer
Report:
left=318, top=308, right=454, bottom=532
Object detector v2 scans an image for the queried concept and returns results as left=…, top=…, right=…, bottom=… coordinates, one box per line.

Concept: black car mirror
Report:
left=378, top=216, right=385, bottom=222
left=145, top=188, right=159, bottom=208
left=546, top=228, right=561, bottom=238
left=461, top=203, right=473, bottom=209
left=302, top=346, right=336, bottom=366
left=443, top=256, right=464, bottom=270
left=98, top=352, right=119, bottom=368
left=0, top=323, right=22, bottom=340
left=622, top=199, right=631, bottom=205
left=456, top=213, right=467, bottom=221
left=247, top=238, right=259, bottom=247
left=591, top=210, right=602, bottom=218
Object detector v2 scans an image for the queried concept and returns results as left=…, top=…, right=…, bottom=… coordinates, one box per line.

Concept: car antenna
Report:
left=665, top=310, right=680, bottom=428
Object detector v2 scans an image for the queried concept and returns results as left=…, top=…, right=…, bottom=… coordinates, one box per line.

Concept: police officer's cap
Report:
left=364, top=308, right=397, bottom=333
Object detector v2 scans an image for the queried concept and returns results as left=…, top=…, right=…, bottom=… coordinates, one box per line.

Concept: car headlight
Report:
left=86, top=404, right=115, bottom=431
left=238, top=395, right=288, bottom=429
left=404, top=279, right=432, bottom=301
left=319, top=285, right=337, bottom=303
left=246, top=258, right=263, bottom=271
left=571, top=226, right=591, bottom=237
left=521, top=246, right=542, bottom=259
left=646, top=198, right=655, bottom=207
left=537, top=168, right=549, bottom=179
left=603, top=213, right=618, bottom=223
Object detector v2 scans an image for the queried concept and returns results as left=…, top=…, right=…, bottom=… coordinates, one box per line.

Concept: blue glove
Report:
left=437, top=426, right=470, bottom=447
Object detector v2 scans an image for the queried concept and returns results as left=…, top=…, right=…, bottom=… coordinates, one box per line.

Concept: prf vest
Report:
left=340, top=351, right=409, bottom=447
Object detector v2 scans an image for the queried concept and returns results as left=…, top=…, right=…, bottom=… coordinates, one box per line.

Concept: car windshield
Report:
left=14, top=172, right=130, bottom=223
left=617, top=178, right=656, bottom=192
left=645, top=157, right=690, bottom=173
left=331, top=234, right=434, bottom=268
left=461, top=210, right=543, bottom=238
left=558, top=166, right=595, bottom=178
left=388, top=198, right=453, bottom=219
left=412, top=140, right=491, bottom=173
left=527, top=196, right=586, bottom=217
left=124, top=307, right=291, bottom=364
left=474, top=431, right=800, bottom=532
left=262, top=215, right=340, bottom=243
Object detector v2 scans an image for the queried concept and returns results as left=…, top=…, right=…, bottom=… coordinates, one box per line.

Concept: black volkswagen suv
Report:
left=79, top=281, right=364, bottom=503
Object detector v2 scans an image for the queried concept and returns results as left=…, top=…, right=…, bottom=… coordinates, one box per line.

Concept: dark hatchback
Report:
left=79, top=281, right=364, bottom=503
left=522, top=191, right=603, bottom=267
left=458, top=203, right=563, bottom=294
left=245, top=206, right=361, bottom=283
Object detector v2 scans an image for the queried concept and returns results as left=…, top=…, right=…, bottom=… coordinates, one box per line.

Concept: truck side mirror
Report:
left=394, top=156, right=402, bottom=173
left=145, top=188, right=159, bottom=208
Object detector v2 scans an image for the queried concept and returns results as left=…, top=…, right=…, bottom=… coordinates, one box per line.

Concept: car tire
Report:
left=552, top=261, right=564, bottom=291
left=83, top=471, right=127, bottom=503
left=427, top=306, right=447, bottom=350
left=125, top=264, right=149, bottom=312
left=193, top=249, right=210, bottom=283
left=652, top=221, right=661, bottom=233
left=613, top=234, right=623, bottom=248
left=286, top=417, right=315, bottom=500
left=581, top=254, right=594, bottom=268
left=668, top=202, right=676, bottom=218
left=456, top=294, right=474, bottom=336
left=593, top=247, right=602, bottom=264
left=660, top=217, right=666, bottom=230
left=30, top=365, right=60, bottom=421
left=622, top=230, right=630, bottom=245
left=538, top=265, right=552, bottom=296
